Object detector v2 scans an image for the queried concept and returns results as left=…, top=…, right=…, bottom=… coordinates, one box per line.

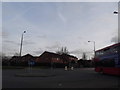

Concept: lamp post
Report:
left=113, top=11, right=118, bottom=14
left=113, top=11, right=119, bottom=43
left=88, top=41, right=96, bottom=58
left=19, top=31, right=26, bottom=57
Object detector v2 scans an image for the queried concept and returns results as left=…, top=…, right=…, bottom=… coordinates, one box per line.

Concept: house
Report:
left=10, top=51, right=78, bottom=67
left=36, top=51, right=63, bottom=67
left=20, top=54, right=35, bottom=62
left=10, top=54, right=38, bottom=66
left=36, top=51, right=78, bottom=67
left=61, top=53, right=78, bottom=63
left=77, top=59, right=94, bottom=67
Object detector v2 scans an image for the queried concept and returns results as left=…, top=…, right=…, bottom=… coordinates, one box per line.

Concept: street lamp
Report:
left=88, top=41, right=96, bottom=58
left=19, top=31, right=26, bottom=57
left=113, top=11, right=118, bottom=14
left=113, top=11, right=120, bottom=43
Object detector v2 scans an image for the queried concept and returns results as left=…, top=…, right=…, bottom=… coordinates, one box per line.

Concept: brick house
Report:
left=77, top=59, right=94, bottom=67
left=36, top=51, right=78, bottom=67
left=10, top=51, right=78, bottom=67
left=10, top=54, right=38, bottom=66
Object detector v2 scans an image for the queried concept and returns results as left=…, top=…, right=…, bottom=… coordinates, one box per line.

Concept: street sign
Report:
left=27, top=60, right=35, bottom=72
left=28, top=61, right=35, bottom=66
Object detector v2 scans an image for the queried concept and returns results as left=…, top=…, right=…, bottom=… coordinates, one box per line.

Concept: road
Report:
left=2, top=68, right=120, bottom=88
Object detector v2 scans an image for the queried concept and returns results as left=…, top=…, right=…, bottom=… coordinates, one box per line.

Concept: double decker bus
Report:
left=94, top=42, right=120, bottom=75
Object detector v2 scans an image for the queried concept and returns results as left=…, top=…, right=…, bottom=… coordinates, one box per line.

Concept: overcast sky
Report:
left=1, top=2, right=118, bottom=59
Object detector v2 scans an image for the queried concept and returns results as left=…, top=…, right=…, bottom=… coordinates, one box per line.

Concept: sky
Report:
left=1, top=2, right=119, bottom=59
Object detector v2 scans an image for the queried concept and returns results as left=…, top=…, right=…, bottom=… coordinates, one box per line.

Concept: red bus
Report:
left=94, top=42, right=120, bottom=75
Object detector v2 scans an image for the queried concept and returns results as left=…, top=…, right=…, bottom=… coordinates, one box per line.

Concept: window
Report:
left=96, top=51, right=104, bottom=56
left=56, top=58, right=59, bottom=61
left=111, top=46, right=118, bottom=54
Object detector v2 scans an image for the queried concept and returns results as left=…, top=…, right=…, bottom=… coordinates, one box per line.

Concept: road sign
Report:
left=28, top=61, right=35, bottom=66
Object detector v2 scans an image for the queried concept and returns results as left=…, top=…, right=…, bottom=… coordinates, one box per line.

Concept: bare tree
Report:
left=56, top=47, right=69, bottom=55
left=14, top=52, right=19, bottom=56
left=82, top=52, right=87, bottom=60
left=2, top=53, right=11, bottom=66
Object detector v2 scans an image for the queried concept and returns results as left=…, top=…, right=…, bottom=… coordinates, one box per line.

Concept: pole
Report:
left=19, top=33, right=23, bottom=57
left=93, top=41, right=96, bottom=58
left=51, top=59, right=53, bottom=70
left=19, top=31, right=26, bottom=57
left=88, top=41, right=96, bottom=58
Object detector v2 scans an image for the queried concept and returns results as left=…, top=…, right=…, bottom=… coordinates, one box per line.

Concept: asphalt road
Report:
left=2, top=68, right=120, bottom=88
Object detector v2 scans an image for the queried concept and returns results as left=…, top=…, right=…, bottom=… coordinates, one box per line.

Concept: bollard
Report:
left=65, top=66, right=68, bottom=70
left=71, top=66, right=74, bottom=70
